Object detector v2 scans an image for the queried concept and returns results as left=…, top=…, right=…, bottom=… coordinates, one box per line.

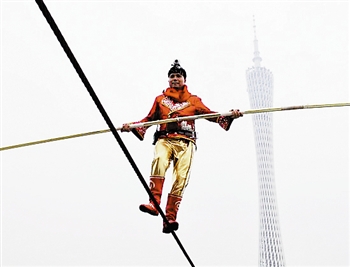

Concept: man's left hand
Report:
left=230, top=109, right=243, bottom=118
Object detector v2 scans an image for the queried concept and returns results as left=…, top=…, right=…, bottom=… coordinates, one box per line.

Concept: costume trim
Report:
left=161, top=97, right=190, bottom=115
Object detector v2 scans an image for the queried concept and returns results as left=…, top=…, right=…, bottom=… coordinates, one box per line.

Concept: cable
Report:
left=34, top=1, right=195, bottom=266
left=1, top=102, right=349, bottom=151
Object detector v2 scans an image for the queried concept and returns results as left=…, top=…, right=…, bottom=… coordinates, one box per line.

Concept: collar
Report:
left=163, top=85, right=191, bottom=102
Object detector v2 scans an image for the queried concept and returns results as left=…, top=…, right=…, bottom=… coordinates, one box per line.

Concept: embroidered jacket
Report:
left=131, top=85, right=234, bottom=144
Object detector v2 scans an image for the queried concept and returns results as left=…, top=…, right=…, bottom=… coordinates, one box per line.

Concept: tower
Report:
left=246, top=19, right=285, bottom=267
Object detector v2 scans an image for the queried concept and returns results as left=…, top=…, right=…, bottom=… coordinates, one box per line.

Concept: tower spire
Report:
left=253, top=16, right=262, bottom=67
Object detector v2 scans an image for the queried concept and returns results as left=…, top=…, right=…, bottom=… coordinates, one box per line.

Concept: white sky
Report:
left=1, top=1, right=349, bottom=267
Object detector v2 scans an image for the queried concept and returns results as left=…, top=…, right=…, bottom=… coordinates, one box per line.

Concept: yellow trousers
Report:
left=151, top=138, right=195, bottom=197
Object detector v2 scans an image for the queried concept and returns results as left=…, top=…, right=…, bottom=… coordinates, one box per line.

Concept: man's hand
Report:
left=230, top=109, right=243, bottom=119
left=121, top=123, right=131, bottom=132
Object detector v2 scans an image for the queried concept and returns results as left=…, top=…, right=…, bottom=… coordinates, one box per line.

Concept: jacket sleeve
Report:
left=194, top=97, right=234, bottom=131
left=131, top=97, right=160, bottom=141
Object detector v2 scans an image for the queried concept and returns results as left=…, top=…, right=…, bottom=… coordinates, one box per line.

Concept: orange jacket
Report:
left=131, top=85, right=234, bottom=144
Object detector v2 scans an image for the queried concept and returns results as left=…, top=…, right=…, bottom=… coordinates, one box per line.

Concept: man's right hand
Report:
left=121, top=123, right=131, bottom=132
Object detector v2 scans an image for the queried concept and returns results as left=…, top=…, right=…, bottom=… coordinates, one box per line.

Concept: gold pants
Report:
left=151, top=138, right=195, bottom=197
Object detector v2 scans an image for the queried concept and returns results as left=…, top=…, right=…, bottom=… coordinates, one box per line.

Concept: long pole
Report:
left=1, top=102, right=349, bottom=151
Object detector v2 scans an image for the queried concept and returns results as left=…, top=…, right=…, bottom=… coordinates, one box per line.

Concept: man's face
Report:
left=168, top=73, right=186, bottom=90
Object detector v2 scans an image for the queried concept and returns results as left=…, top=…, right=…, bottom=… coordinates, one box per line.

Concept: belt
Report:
left=153, top=130, right=197, bottom=145
left=158, top=130, right=196, bottom=139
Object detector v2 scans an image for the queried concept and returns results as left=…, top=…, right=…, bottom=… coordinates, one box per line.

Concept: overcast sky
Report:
left=1, top=1, right=349, bottom=267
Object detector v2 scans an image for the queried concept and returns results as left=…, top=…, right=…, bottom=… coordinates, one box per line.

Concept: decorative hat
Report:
left=168, top=59, right=187, bottom=79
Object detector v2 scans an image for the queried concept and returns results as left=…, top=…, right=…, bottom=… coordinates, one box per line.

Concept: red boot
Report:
left=139, top=176, right=165, bottom=216
left=162, top=194, right=182, bottom=234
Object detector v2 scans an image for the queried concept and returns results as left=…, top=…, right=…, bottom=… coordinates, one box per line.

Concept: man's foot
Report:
left=162, top=220, right=179, bottom=234
left=139, top=203, right=159, bottom=216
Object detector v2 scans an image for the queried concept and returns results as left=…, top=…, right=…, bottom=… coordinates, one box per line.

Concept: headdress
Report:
left=167, top=59, right=187, bottom=79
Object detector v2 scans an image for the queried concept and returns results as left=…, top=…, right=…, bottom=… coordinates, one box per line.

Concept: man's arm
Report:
left=193, top=96, right=243, bottom=130
left=121, top=96, right=161, bottom=140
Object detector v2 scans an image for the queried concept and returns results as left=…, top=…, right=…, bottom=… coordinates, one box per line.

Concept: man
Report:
left=121, top=60, right=242, bottom=234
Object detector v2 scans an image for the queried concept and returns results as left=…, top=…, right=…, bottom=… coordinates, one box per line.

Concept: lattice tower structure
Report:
left=246, top=20, right=285, bottom=267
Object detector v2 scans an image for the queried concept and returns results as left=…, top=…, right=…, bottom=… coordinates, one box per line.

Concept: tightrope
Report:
left=1, top=102, right=349, bottom=152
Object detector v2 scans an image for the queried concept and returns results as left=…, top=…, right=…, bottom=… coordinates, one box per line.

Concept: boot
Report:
left=162, top=194, right=182, bottom=234
left=139, top=176, right=165, bottom=216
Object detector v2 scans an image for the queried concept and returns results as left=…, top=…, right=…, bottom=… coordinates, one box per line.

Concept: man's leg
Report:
left=163, top=140, right=195, bottom=233
left=140, top=138, right=172, bottom=216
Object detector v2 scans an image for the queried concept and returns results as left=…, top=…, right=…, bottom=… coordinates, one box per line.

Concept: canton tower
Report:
left=246, top=20, right=285, bottom=267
